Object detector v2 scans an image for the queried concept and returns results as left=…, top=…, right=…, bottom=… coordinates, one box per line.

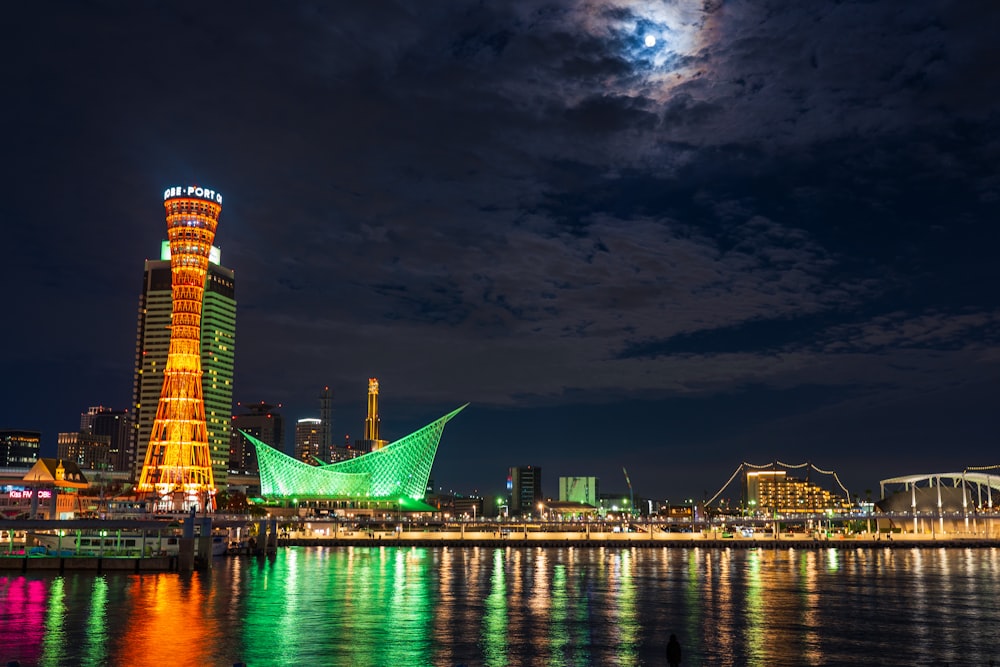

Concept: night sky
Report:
left=3, top=2, right=998, bottom=504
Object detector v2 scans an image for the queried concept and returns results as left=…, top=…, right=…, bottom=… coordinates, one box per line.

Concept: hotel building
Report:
left=746, top=469, right=851, bottom=515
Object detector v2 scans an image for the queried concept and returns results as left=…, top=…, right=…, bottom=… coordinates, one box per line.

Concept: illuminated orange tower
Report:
left=363, top=378, right=389, bottom=451
left=137, top=185, right=224, bottom=509
left=364, top=378, right=381, bottom=442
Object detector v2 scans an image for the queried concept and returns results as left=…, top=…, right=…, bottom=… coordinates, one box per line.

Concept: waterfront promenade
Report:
left=5, top=516, right=1000, bottom=573
left=277, top=527, right=1000, bottom=549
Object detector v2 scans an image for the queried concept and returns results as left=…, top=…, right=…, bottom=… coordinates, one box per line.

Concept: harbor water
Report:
left=3, top=545, right=1000, bottom=666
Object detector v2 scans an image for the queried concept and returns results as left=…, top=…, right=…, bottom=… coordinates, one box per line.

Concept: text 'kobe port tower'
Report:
left=133, top=184, right=464, bottom=514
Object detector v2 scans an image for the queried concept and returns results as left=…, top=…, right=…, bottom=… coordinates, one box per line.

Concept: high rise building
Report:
left=136, top=185, right=227, bottom=510
left=131, top=239, right=235, bottom=491
left=201, top=257, right=237, bottom=486
left=0, top=430, right=40, bottom=467
left=294, top=418, right=323, bottom=464
left=80, top=406, right=130, bottom=472
left=319, top=386, right=333, bottom=462
left=57, top=431, right=112, bottom=471
left=230, top=402, right=284, bottom=476
left=508, top=465, right=543, bottom=517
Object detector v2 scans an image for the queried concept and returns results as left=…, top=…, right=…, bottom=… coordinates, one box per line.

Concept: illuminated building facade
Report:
left=137, top=185, right=224, bottom=510
left=508, top=465, right=542, bottom=516
left=746, top=470, right=851, bottom=515
left=200, top=260, right=236, bottom=485
left=0, top=430, right=40, bottom=467
left=330, top=434, right=365, bottom=463
left=294, top=418, right=323, bottom=464
left=1, top=458, right=88, bottom=520
left=131, top=243, right=235, bottom=488
left=247, top=405, right=465, bottom=505
left=229, top=402, right=284, bottom=476
left=80, top=406, right=130, bottom=472
left=56, top=431, right=111, bottom=471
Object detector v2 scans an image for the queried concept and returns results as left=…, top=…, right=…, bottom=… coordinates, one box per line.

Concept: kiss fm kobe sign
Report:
left=163, top=185, right=223, bottom=204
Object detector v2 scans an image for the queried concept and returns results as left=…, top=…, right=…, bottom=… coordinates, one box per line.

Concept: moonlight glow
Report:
left=583, top=4, right=706, bottom=102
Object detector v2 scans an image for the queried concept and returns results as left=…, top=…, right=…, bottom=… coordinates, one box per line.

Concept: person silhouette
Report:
left=666, top=633, right=682, bottom=666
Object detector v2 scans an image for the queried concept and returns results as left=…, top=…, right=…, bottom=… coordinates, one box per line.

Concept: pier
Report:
left=275, top=528, right=1000, bottom=549
left=0, top=554, right=178, bottom=573
left=5, top=514, right=1000, bottom=573
left=0, top=516, right=238, bottom=572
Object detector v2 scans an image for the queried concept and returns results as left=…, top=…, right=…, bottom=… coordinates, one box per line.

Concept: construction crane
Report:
left=623, top=467, right=635, bottom=516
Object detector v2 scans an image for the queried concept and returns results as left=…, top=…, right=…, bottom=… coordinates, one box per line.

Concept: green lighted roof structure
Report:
left=243, top=404, right=466, bottom=500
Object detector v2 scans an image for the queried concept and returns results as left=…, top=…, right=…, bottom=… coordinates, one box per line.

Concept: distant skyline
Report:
left=2, top=2, right=998, bottom=503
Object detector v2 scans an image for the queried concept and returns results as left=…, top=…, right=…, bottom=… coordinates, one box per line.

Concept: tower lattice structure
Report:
left=137, top=186, right=223, bottom=505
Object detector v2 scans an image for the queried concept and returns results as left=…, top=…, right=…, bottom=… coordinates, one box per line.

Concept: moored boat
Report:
left=28, top=530, right=181, bottom=556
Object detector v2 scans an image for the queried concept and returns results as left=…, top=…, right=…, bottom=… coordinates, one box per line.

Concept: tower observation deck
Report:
left=137, top=185, right=223, bottom=510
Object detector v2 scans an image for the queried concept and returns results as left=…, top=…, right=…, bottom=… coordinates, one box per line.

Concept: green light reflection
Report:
left=82, top=576, right=108, bottom=667
left=382, top=548, right=433, bottom=666
left=39, top=577, right=66, bottom=667
left=483, top=548, right=508, bottom=667
left=547, top=564, right=568, bottom=667
left=272, top=548, right=304, bottom=662
left=685, top=548, right=700, bottom=655
left=572, top=556, right=591, bottom=666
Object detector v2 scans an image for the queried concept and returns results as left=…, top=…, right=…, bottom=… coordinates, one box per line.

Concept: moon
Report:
left=644, top=34, right=656, bottom=47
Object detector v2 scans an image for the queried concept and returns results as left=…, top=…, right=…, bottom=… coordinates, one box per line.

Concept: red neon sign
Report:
left=7, top=489, right=52, bottom=499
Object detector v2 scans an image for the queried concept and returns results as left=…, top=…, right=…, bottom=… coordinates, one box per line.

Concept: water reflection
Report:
left=798, top=550, right=820, bottom=665
left=38, top=577, right=65, bottom=666
left=82, top=577, right=108, bottom=667
left=3, top=547, right=1000, bottom=666
left=483, top=548, right=508, bottom=666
